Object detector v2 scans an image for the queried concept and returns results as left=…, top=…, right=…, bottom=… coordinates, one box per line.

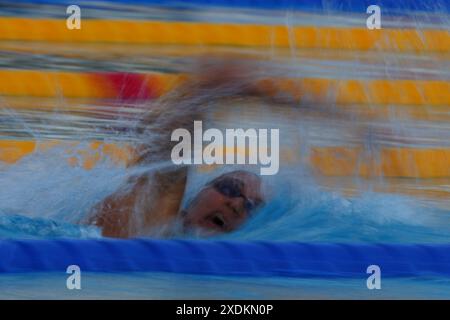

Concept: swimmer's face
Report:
left=183, top=171, right=264, bottom=235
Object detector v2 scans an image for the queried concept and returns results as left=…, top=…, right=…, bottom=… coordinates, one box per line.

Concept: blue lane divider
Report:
left=10, top=0, right=450, bottom=13
left=1, top=239, right=449, bottom=278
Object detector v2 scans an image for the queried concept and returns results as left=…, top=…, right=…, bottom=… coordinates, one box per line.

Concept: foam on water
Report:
left=1, top=144, right=448, bottom=242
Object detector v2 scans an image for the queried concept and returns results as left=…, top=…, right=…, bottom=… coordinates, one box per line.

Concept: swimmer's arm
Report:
left=88, top=168, right=187, bottom=238
left=90, top=62, right=303, bottom=237
left=88, top=92, right=196, bottom=237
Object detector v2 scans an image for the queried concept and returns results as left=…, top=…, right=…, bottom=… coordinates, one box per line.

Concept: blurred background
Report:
left=0, top=0, right=449, bottom=299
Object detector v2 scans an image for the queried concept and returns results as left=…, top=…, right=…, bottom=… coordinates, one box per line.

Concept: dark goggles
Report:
left=209, top=177, right=259, bottom=213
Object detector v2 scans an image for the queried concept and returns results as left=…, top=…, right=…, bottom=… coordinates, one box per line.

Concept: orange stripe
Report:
left=310, top=147, right=450, bottom=178
left=0, top=140, right=133, bottom=169
left=0, top=18, right=448, bottom=52
left=1, top=140, right=449, bottom=178
left=0, top=70, right=180, bottom=99
left=0, top=70, right=449, bottom=106
left=0, top=140, right=36, bottom=163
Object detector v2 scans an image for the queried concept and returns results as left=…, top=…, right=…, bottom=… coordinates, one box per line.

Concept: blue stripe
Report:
left=10, top=0, right=450, bottom=13
left=1, top=239, right=449, bottom=277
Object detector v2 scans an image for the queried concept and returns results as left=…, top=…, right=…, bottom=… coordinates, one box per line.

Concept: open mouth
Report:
left=209, top=212, right=226, bottom=229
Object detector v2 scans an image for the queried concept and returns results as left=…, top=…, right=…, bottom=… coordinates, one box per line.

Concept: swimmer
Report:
left=181, top=170, right=264, bottom=235
left=88, top=169, right=264, bottom=238
left=86, top=58, right=353, bottom=238
left=86, top=60, right=269, bottom=238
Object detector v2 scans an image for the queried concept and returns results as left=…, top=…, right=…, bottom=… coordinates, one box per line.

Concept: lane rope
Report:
left=1, top=239, right=449, bottom=277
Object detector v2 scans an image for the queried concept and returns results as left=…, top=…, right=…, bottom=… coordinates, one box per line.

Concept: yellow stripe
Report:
left=0, top=70, right=449, bottom=105
left=0, top=18, right=448, bottom=52
left=261, top=78, right=450, bottom=106
left=1, top=139, right=449, bottom=178
left=0, top=140, right=133, bottom=170
left=0, top=70, right=108, bottom=98
left=310, top=147, right=450, bottom=178
left=318, top=177, right=450, bottom=201
left=0, top=70, right=180, bottom=99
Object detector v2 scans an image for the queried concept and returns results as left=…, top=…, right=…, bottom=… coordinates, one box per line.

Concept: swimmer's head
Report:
left=182, top=170, right=264, bottom=235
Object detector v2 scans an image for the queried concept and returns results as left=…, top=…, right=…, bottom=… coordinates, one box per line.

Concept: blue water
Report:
left=1, top=147, right=449, bottom=243
left=1, top=144, right=449, bottom=299
left=1, top=94, right=450, bottom=300
left=2, top=272, right=450, bottom=299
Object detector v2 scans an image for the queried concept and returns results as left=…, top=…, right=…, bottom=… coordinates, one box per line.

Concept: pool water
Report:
left=2, top=272, right=450, bottom=300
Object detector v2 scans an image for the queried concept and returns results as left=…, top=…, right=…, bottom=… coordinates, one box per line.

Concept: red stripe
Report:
left=103, top=73, right=157, bottom=101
